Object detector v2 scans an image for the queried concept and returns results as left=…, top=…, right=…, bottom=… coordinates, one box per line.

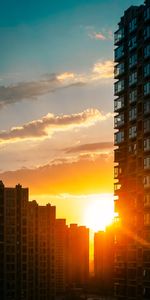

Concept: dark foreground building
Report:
left=114, top=0, right=150, bottom=299
left=0, top=181, right=56, bottom=300
left=94, top=227, right=114, bottom=297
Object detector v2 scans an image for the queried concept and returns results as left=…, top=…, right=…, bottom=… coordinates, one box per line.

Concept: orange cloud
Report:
left=92, top=60, right=114, bottom=79
left=0, top=109, right=112, bottom=143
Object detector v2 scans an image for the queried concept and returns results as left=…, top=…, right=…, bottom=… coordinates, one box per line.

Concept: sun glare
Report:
left=83, top=194, right=114, bottom=232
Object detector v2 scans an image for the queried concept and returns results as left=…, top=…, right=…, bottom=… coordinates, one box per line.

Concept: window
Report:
left=144, top=7, right=150, bottom=21
left=129, top=143, right=137, bottom=154
left=115, top=45, right=124, bottom=61
left=129, top=18, right=137, bottom=32
left=144, top=26, right=150, bottom=40
left=144, top=194, right=150, bottom=207
left=144, top=45, right=150, bottom=58
left=129, top=126, right=137, bottom=139
left=144, top=213, right=150, bottom=225
left=144, top=101, right=150, bottom=114
left=129, top=54, right=137, bottom=68
left=128, top=36, right=137, bottom=51
left=114, top=96, right=124, bottom=111
left=144, top=119, right=150, bottom=133
left=144, top=138, right=150, bottom=151
left=114, top=62, right=124, bottom=77
left=114, top=28, right=124, bottom=43
left=129, top=72, right=137, bottom=86
left=114, top=131, right=124, bottom=144
left=114, top=166, right=122, bottom=178
left=144, top=176, right=150, bottom=188
left=144, top=157, right=150, bottom=169
left=114, top=113, right=124, bottom=128
left=115, top=80, right=124, bottom=94
left=144, top=64, right=150, bottom=77
left=129, top=107, right=137, bottom=121
left=144, top=82, right=150, bottom=95
left=129, top=89, right=137, bottom=103
left=114, top=182, right=121, bottom=191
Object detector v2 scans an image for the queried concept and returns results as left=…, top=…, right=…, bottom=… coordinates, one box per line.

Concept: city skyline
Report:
left=0, top=0, right=141, bottom=230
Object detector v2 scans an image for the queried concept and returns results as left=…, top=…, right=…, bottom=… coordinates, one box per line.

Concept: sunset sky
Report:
left=0, top=0, right=142, bottom=229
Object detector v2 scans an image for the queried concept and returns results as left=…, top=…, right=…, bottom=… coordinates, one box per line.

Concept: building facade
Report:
left=55, top=219, right=68, bottom=295
left=94, top=227, right=114, bottom=297
left=67, top=224, right=89, bottom=288
left=0, top=181, right=56, bottom=300
left=0, top=181, right=29, bottom=300
left=114, top=0, right=150, bottom=299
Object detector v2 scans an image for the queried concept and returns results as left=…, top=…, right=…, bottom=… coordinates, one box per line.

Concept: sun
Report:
left=83, top=194, right=114, bottom=232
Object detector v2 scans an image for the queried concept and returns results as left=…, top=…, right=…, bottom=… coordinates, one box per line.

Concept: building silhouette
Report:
left=114, top=0, right=150, bottom=298
left=67, top=224, right=89, bottom=288
left=0, top=181, right=29, bottom=300
left=94, top=227, right=114, bottom=297
left=0, top=181, right=90, bottom=299
left=55, top=219, right=68, bottom=296
left=0, top=181, right=56, bottom=300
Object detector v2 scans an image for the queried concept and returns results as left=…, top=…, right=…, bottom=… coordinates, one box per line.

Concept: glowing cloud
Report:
left=0, top=109, right=112, bottom=143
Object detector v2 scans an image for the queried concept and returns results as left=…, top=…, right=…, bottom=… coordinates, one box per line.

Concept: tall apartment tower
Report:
left=55, top=219, right=68, bottom=295
left=0, top=181, right=28, bottom=300
left=0, top=182, right=56, bottom=300
left=94, top=227, right=114, bottom=297
left=67, top=224, right=89, bottom=287
left=114, top=1, right=150, bottom=299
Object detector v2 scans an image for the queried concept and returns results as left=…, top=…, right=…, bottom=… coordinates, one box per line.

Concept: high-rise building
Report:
left=0, top=181, right=28, bottom=300
left=55, top=219, right=68, bottom=295
left=94, top=227, right=114, bottom=297
left=0, top=181, right=56, bottom=300
left=67, top=224, right=89, bottom=287
left=37, top=204, right=56, bottom=300
left=114, top=1, right=150, bottom=299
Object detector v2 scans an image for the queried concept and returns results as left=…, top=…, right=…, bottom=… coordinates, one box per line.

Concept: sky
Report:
left=0, top=0, right=143, bottom=228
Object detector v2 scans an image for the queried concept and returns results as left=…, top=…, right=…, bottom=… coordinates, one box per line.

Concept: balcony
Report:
left=144, top=7, right=150, bottom=21
left=114, top=80, right=124, bottom=95
left=114, top=28, right=124, bottom=45
left=114, top=113, right=124, bottom=128
left=144, top=175, right=150, bottom=188
left=114, top=131, right=124, bottom=145
left=114, top=96, right=124, bottom=112
left=144, top=138, right=150, bottom=151
left=114, top=63, right=125, bottom=78
left=144, top=157, right=150, bottom=170
left=144, top=119, right=150, bottom=133
left=115, top=45, right=124, bottom=62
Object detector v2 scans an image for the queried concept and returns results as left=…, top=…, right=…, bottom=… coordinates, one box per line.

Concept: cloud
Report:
left=65, top=142, right=113, bottom=153
left=0, top=108, right=112, bottom=143
left=0, top=60, right=113, bottom=109
left=89, top=32, right=106, bottom=40
left=0, top=72, right=85, bottom=108
left=92, top=60, right=114, bottom=79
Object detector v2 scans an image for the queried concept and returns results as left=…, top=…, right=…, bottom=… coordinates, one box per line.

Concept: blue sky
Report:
left=0, top=0, right=143, bottom=172
left=0, top=0, right=144, bottom=225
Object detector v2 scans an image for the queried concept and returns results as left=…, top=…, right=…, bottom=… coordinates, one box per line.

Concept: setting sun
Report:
left=83, top=194, right=114, bottom=231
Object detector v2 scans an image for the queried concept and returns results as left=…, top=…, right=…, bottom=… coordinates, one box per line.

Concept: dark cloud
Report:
left=65, top=142, right=113, bottom=153
left=0, top=73, right=85, bottom=108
